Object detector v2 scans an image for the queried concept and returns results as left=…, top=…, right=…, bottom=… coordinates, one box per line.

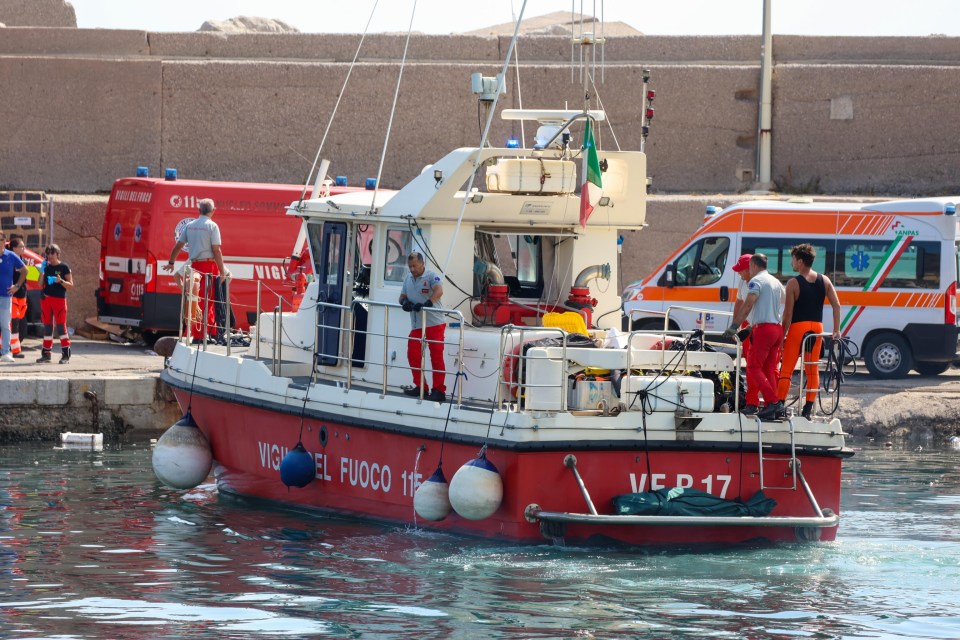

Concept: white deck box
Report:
left=486, top=158, right=577, bottom=194
left=623, top=375, right=714, bottom=412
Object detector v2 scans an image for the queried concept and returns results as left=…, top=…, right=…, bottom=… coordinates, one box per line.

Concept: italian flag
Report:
left=579, top=118, right=602, bottom=227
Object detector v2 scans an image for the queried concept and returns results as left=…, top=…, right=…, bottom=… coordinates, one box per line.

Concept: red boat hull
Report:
left=173, top=388, right=844, bottom=546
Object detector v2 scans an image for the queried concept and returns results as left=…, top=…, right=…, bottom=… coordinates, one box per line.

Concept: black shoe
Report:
left=801, top=401, right=814, bottom=420
left=403, top=386, right=428, bottom=397
left=36, top=349, right=52, bottom=363
left=59, top=347, right=71, bottom=364
left=427, top=389, right=446, bottom=403
left=759, top=400, right=785, bottom=420
left=12, top=353, right=24, bottom=359
left=741, top=404, right=759, bottom=416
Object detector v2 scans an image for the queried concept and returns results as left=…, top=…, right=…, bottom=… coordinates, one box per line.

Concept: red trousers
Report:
left=778, top=321, right=823, bottom=402
left=408, top=323, right=446, bottom=392
left=41, top=296, right=70, bottom=351
left=746, top=322, right=782, bottom=406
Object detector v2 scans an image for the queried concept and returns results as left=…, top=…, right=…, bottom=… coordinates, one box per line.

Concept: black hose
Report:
left=819, top=337, right=858, bottom=416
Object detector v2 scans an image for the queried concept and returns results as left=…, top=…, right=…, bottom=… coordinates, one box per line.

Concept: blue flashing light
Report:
left=506, top=137, right=520, bottom=149
left=335, top=176, right=348, bottom=187
left=945, top=203, right=956, bottom=216
left=365, top=178, right=377, bottom=190
left=164, top=168, right=178, bottom=181
left=705, top=205, right=721, bottom=216
left=135, top=166, right=149, bottom=177
left=618, top=235, right=625, bottom=246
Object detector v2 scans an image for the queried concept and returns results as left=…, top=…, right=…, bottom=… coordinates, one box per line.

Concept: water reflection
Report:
left=0, top=440, right=957, bottom=638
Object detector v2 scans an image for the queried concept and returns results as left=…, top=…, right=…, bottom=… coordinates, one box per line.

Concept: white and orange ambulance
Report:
left=623, top=197, right=960, bottom=378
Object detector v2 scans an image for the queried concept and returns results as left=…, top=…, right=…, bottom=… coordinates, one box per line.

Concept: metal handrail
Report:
left=796, top=331, right=834, bottom=418
left=529, top=510, right=839, bottom=528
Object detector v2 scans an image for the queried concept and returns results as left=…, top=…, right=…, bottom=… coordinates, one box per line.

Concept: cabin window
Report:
left=669, top=236, right=729, bottom=286
left=741, top=237, right=834, bottom=283
left=834, top=239, right=940, bottom=289
left=475, top=233, right=544, bottom=298
left=383, top=227, right=414, bottom=284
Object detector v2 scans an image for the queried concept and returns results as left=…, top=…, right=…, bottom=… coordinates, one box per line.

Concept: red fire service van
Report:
left=96, top=170, right=363, bottom=342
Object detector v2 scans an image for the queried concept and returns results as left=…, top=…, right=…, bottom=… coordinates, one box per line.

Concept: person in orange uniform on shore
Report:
left=777, top=243, right=841, bottom=419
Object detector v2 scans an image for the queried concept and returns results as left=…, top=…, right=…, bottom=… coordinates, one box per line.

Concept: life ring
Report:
left=502, top=343, right=523, bottom=398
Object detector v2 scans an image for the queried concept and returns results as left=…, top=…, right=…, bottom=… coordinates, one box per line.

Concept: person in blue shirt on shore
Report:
left=0, top=231, right=27, bottom=363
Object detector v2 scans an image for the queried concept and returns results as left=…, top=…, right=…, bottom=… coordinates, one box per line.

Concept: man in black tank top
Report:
left=777, top=243, right=842, bottom=419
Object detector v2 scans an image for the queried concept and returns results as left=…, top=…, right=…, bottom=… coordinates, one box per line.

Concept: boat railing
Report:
left=242, top=286, right=467, bottom=403
left=496, top=324, right=574, bottom=410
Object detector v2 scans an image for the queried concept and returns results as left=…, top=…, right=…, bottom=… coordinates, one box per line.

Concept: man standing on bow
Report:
left=399, top=251, right=446, bottom=402
left=724, top=253, right=785, bottom=419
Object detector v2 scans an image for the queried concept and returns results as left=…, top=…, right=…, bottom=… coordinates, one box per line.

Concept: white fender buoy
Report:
left=280, top=442, right=316, bottom=488
left=152, top=412, right=213, bottom=490
left=448, top=452, right=503, bottom=520
left=414, top=466, right=451, bottom=521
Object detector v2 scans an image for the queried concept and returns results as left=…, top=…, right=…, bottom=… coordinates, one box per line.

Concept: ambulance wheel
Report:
left=914, top=361, right=952, bottom=376
left=623, top=318, right=676, bottom=333
left=863, top=333, right=913, bottom=379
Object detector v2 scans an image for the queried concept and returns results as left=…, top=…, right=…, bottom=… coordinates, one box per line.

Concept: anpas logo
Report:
left=890, top=220, right=919, bottom=236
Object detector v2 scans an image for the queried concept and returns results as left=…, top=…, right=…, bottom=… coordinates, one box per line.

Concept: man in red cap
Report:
left=724, top=254, right=786, bottom=419
left=731, top=254, right=758, bottom=413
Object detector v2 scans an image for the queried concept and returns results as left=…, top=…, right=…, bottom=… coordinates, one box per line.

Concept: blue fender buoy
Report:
left=280, top=442, right=316, bottom=488
left=152, top=412, right=213, bottom=490
left=448, top=452, right=503, bottom=520
left=414, top=466, right=451, bottom=521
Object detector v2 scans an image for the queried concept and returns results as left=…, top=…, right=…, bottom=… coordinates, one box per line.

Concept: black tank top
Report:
left=792, top=273, right=826, bottom=323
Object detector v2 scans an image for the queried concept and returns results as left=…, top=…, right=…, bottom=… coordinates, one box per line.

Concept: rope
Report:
left=440, top=0, right=529, bottom=275
left=819, top=337, right=857, bottom=416
left=371, top=0, right=418, bottom=213
left=298, top=0, right=380, bottom=206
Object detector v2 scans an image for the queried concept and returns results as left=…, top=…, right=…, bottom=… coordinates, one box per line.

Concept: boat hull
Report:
left=171, top=387, right=845, bottom=546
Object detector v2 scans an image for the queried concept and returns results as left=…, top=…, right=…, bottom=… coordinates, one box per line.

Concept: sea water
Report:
left=0, top=440, right=957, bottom=639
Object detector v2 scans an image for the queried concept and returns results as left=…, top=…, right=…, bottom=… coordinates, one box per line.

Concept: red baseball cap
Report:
left=732, top=254, right=753, bottom=273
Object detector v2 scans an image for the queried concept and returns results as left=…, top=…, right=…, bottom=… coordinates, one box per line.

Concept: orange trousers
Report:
left=777, top=321, right=823, bottom=402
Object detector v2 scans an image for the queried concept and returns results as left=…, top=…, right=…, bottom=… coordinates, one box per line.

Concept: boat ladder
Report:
left=754, top=415, right=829, bottom=521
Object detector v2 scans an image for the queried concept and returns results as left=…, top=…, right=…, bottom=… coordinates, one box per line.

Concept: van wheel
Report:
left=914, top=361, right=952, bottom=376
left=863, top=333, right=913, bottom=379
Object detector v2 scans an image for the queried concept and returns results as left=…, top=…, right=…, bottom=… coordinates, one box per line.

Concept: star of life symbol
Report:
left=851, top=251, right=870, bottom=272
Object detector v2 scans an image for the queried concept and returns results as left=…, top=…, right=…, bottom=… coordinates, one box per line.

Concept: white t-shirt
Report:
left=746, top=270, right=785, bottom=325
left=401, top=269, right=445, bottom=329
left=176, top=216, right=222, bottom=261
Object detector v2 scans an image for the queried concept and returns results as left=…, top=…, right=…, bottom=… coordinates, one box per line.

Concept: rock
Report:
left=198, top=16, right=299, bottom=34
left=0, top=0, right=76, bottom=27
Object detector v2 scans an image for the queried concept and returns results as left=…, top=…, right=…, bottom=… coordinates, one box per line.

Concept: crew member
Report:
left=37, top=244, right=73, bottom=364
left=731, top=253, right=757, bottom=413
left=723, top=253, right=785, bottom=419
left=0, top=233, right=26, bottom=363
left=399, top=251, right=447, bottom=402
left=8, top=236, right=28, bottom=358
left=162, top=198, right=230, bottom=342
left=777, top=243, right=842, bottom=419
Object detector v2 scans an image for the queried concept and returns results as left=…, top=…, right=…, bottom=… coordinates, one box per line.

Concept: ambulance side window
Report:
left=835, top=239, right=939, bottom=289
left=669, top=237, right=729, bottom=286
left=742, top=238, right=834, bottom=283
